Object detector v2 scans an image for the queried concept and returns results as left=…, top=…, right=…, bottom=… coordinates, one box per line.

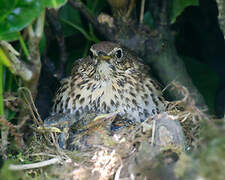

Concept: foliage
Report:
left=0, top=0, right=44, bottom=41
left=45, top=0, right=67, bottom=9
left=0, top=64, right=4, bottom=116
left=0, top=0, right=67, bottom=117
left=182, top=56, right=219, bottom=113
left=0, top=0, right=67, bottom=41
left=0, top=0, right=223, bottom=179
left=0, top=47, right=11, bottom=68
left=170, top=0, right=199, bottom=23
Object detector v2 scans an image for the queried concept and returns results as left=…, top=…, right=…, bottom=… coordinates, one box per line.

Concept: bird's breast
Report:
left=53, top=73, right=165, bottom=122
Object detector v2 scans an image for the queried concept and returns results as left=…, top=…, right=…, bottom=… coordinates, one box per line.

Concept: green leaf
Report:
left=0, top=0, right=45, bottom=40
left=61, top=19, right=96, bottom=42
left=0, top=47, right=11, bottom=68
left=182, top=56, right=219, bottom=113
left=0, top=64, right=4, bottom=116
left=18, top=32, right=30, bottom=58
left=87, top=0, right=107, bottom=13
left=170, top=0, right=199, bottom=24
left=143, top=11, right=155, bottom=28
left=5, top=109, right=16, bottom=121
left=59, top=3, right=84, bottom=37
left=39, top=33, right=46, bottom=55
left=0, top=32, right=19, bottom=41
left=44, top=0, right=67, bottom=9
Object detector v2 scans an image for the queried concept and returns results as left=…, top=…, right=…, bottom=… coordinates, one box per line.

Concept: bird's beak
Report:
left=98, top=55, right=111, bottom=61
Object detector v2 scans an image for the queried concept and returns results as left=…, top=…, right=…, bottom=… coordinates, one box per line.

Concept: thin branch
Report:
left=27, top=25, right=35, bottom=38
left=126, top=0, right=136, bottom=18
left=9, top=157, right=61, bottom=171
left=26, top=10, right=46, bottom=99
left=139, top=0, right=145, bottom=24
left=0, top=41, right=20, bottom=56
left=0, top=117, right=25, bottom=149
left=1, top=127, right=9, bottom=160
left=68, top=0, right=115, bottom=40
left=114, top=161, right=123, bottom=180
left=151, top=119, right=156, bottom=145
left=35, top=10, right=45, bottom=38
left=18, top=32, right=30, bottom=59
left=0, top=41, right=33, bottom=81
left=18, top=87, right=44, bottom=125
left=29, top=153, right=58, bottom=158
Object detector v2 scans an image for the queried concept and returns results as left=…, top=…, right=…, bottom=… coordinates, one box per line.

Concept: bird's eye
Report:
left=115, top=49, right=123, bottom=59
left=97, top=51, right=106, bottom=56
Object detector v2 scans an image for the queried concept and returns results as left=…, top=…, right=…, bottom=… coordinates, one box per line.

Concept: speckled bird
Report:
left=52, top=42, right=166, bottom=123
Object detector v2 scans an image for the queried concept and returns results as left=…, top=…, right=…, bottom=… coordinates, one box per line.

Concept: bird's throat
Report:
left=96, top=61, right=114, bottom=81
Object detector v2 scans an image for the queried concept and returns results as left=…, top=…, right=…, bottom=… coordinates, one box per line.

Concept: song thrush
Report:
left=52, top=41, right=166, bottom=123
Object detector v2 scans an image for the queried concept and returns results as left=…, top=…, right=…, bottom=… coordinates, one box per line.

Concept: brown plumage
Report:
left=52, top=42, right=166, bottom=122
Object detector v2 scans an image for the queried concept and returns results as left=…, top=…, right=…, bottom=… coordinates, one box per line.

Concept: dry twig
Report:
left=9, top=157, right=62, bottom=171
left=140, top=0, right=145, bottom=24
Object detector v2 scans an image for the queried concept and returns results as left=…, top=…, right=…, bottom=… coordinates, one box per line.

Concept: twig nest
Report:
left=153, top=113, right=186, bottom=149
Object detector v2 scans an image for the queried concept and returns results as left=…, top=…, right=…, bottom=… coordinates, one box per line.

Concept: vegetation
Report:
left=0, top=0, right=225, bottom=179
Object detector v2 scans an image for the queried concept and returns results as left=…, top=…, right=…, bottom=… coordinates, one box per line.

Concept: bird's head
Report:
left=89, top=42, right=142, bottom=79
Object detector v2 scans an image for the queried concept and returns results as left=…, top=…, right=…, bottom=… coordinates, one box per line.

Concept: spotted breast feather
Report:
left=52, top=41, right=166, bottom=122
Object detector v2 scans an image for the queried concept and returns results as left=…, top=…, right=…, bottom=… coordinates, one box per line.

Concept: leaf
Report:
left=0, top=0, right=45, bottom=40
left=0, top=64, right=4, bottom=116
left=182, top=56, right=218, bottom=113
left=61, top=19, right=96, bottom=42
left=0, top=47, right=11, bottom=68
left=44, top=0, right=67, bottom=9
left=5, top=109, right=16, bottom=121
left=143, top=11, right=155, bottom=28
left=0, top=32, right=19, bottom=41
left=170, top=0, right=199, bottom=24
left=86, top=0, right=107, bottom=14
left=59, top=3, right=84, bottom=37
left=39, top=33, right=46, bottom=55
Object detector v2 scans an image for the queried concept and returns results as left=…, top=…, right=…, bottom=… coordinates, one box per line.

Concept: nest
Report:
left=6, top=82, right=211, bottom=180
